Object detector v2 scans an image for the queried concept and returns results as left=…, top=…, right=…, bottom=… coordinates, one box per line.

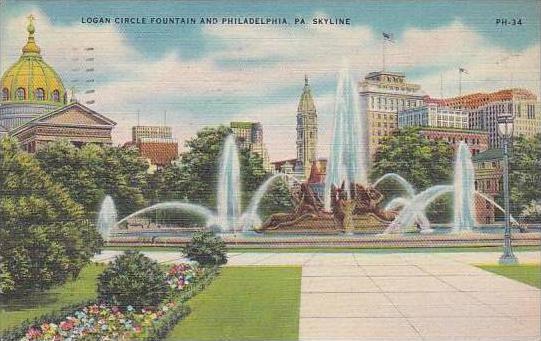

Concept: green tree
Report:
left=258, top=179, right=294, bottom=220
left=371, top=128, right=455, bottom=191
left=158, top=126, right=269, bottom=209
left=509, top=134, right=541, bottom=217
left=0, top=137, right=102, bottom=294
left=371, top=128, right=455, bottom=222
left=35, top=140, right=149, bottom=218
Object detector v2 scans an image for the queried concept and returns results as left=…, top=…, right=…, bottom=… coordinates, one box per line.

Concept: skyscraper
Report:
left=296, top=75, right=318, bottom=177
left=230, top=121, right=271, bottom=171
left=358, top=71, right=425, bottom=157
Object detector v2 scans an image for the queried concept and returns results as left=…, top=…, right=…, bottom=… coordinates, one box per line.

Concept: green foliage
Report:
left=1, top=266, right=220, bottom=341
left=156, top=126, right=269, bottom=209
left=258, top=178, right=294, bottom=220
left=35, top=140, right=149, bottom=218
left=371, top=128, right=455, bottom=191
left=519, top=200, right=541, bottom=223
left=98, top=251, right=168, bottom=308
left=166, top=267, right=301, bottom=341
left=0, top=261, right=15, bottom=295
left=509, top=134, right=541, bottom=218
left=0, top=137, right=102, bottom=294
left=0, top=299, right=95, bottom=341
left=183, top=232, right=227, bottom=266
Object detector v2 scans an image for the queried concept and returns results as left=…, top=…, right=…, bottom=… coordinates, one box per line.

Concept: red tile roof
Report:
left=138, top=141, right=178, bottom=166
left=425, top=88, right=536, bottom=109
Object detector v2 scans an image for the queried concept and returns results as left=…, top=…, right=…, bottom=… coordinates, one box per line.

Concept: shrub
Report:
left=183, top=231, right=227, bottom=266
left=98, top=251, right=167, bottom=308
left=0, top=137, right=103, bottom=295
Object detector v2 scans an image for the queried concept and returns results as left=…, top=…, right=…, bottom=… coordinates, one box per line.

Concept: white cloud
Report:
left=2, top=10, right=539, bottom=161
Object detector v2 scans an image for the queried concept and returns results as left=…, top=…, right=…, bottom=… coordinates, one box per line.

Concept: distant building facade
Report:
left=359, top=71, right=425, bottom=156
left=398, top=100, right=489, bottom=156
left=230, top=121, right=271, bottom=171
left=429, top=89, right=540, bottom=148
left=132, top=125, right=172, bottom=141
left=11, top=101, right=115, bottom=153
left=128, top=125, right=178, bottom=172
left=398, top=102, right=468, bottom=129
left=418, top=127, right=489, bottom=156
left=472, top=149, right=505, bottom=224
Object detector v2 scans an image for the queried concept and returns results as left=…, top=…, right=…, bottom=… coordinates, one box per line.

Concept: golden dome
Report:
left=1, top=15, right=66, bottom=106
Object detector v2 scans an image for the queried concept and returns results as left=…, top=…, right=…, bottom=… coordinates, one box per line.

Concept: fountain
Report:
left=112, top=134, right=301, bottom=234
left=240, top=173, right=301, bottom=232
left=373, top=173, right=416, bottom=198
left=217, top=135, right=242, bottom=232
left=453, top=142, right=477, bottom=232
left=324, top=66, right=369, bottom=211
left=385, top=185, right=453, bottom=233
left=97, top=195, right=117, bottom=241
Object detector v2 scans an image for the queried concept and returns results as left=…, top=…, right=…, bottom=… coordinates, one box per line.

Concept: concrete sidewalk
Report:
left=93, top=251, right=540, bottom=340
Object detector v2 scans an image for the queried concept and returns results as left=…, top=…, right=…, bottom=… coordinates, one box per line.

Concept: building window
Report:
left=1, top=88, right=8, bottom=101
left=16, top=87, right=25, bottom=100
left=35, top=88, right=45, bottom=101
left=52, top=90, right=60, bottom=102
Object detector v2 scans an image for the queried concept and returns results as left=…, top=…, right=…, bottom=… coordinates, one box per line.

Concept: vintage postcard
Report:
left=0, top=0, right=540, bottom=340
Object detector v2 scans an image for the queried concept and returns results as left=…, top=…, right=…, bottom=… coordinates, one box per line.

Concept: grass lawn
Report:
left=477, top=264, right=541, bottom=288
left=0, top=264, right=104, bottom=332
left=105, top=245, right=540, bottom=254
left=167, top=266, right=302, bottom=341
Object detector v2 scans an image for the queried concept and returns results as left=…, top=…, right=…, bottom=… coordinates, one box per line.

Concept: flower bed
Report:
left=2, top=263, right=218, bottom=341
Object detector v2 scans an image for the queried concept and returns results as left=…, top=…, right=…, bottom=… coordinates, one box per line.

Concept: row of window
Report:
left=369, top=96, right=422, bottom=112
left=1, top=88, right=62, bottom=102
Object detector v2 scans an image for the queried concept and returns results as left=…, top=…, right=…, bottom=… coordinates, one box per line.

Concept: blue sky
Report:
left=1, top=0, right=539, bottom=159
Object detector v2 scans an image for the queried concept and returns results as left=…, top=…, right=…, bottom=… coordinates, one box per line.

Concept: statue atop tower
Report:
left=296, top=75, right=318, bottom=178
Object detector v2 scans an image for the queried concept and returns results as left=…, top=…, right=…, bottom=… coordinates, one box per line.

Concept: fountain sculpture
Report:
left=99, top=67, right=520, bottom=238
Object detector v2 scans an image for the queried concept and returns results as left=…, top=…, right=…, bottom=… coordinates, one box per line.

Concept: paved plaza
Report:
left=94, top=251, right=541, bottom=340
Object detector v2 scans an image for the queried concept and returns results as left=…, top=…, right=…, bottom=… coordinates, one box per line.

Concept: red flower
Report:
left=60, top=320, right=74, bottom=331
left=25, top=327, right=42, bottom=339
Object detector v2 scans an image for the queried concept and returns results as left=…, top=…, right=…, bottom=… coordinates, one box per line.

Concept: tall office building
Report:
left=230, top=121, right=271, bottom=171
left=358, top=71, right=425, bottom=156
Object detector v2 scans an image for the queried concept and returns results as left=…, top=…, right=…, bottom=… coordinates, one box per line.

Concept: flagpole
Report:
left=440, top=73, right=443, bottom=98
left=382, top=36, right=385, bottom=71
left=459, top=69, right=462, bottom=96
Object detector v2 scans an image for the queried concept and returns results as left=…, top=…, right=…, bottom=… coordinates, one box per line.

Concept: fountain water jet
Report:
left=385, top=185, right=453, bottom=233
left=453, top=142, right=477, bottom=232
left=373, top=173, right=416, bottom=198
left=324, top=65, right=369, bottom=211
left=475, top=191, right=519, bottom=226
left=115, top=202, right=215, bottom=227
left=97, top=195, right=117, bottom=241
left=217, top=135, right=242, bottom=232
left=240, top=173, right=300, bottom=232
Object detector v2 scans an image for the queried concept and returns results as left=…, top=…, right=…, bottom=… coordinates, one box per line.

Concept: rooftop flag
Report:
left=382, top=32, right=395, bottom=43
left=459, top=67, right=469, bottom=74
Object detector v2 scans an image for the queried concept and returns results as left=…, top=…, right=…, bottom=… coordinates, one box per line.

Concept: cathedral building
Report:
left=0, top=16, right=115, bottom=150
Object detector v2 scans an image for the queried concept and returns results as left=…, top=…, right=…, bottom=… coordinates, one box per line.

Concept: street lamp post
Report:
left=497, top=113, right=518, bottom=265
